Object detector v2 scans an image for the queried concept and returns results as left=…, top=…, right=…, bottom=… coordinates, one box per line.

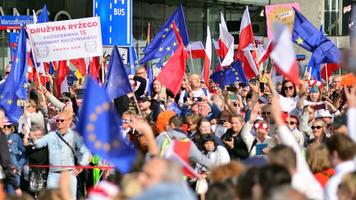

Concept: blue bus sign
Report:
left=94, top=0, right=132, bottom=46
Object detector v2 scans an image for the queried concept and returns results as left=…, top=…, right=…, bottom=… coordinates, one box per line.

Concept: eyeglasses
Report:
left=3, top=125, right=11, bottom=129
left=262, top=112, right=271, bottom=115
left=56, top=119, right=65, bottom=123
left=311, top=126, right=322, bottom=130
left=284, top=86, right=294, bottom=90
left=286, top=121, right=297, bottom=125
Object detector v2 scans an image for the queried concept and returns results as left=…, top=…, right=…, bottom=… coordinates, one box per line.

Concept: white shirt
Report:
left=324, top=160, right=355, bottom=200
left=178, top=88, right=210, bottom=105
left=279, top=95, right=299, bottom=113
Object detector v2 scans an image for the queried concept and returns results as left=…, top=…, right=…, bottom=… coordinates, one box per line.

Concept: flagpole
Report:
left=101, top=56, right=106, bottom=85
left=325, top=64, right=329, bottom=91
left=27, top=32, right=47, bottom=105
left=188, top=43, right=195, bottom=74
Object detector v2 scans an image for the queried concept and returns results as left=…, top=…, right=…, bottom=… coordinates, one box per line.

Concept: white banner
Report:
left=27, top=17, right=103, bottom=62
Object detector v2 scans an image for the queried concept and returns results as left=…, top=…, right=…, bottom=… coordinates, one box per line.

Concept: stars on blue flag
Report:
left=105, top=46, right=133, bottom=101
left=127, top=46, right=138, bottom=75
left=139, top=5, right=189, bottom=64
left=77, top=76, right=136, bottom=173
left=0, top=27, right=28, bottom=122
left=292, top=7, right=341, bottom=81
left=210, top=61, right=248, bottom=88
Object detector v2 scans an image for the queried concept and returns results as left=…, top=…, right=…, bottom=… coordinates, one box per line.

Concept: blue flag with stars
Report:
left=292, top=8, right=341, bottom=81
left=77, top=76, right=136, bottom=173
left=139, top=5, right=189, bottom=64
left=105, top=46, right=133, bottom=101
left=210, top=61, right=248, bottom=88
left=127, top=46, right=138, bottom=75
left=0, top=27, right=28, bottom=122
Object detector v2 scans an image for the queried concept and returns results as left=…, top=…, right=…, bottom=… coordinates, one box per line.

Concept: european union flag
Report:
left=292, top=8, right=341, bottom=80
left=38, top=5, right=49, bottom=23
left=77, top=76, right=136, bottom=173
left=127, top=46, right=138, bottom=75
left=211, top=61, right=248, bottom=88
left=0, top=27, right=28, bottom=122
left=139, top=5, right=189, bottom=64
left=105, top=46, right=133, bottom=101
left=292, top=8, right=324, bottom=52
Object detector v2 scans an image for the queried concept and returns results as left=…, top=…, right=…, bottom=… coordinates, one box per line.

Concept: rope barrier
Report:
left=29, top=164, right=114, bottom=170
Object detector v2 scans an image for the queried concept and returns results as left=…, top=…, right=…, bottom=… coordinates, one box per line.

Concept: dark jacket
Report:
left=221, top=128, right=249, bottom=160
left=0, top=132, right=19, bottom=189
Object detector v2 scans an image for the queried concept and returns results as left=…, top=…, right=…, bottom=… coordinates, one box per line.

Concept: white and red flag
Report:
left=219, top=13, right=234, bottom=67
left=237, top=6, right=254, bottom=53
left=270, top=23, right=300, bottom=85
left=165, top=140, right=201, bottom=179
left=204, top=26, right=212, bottom=87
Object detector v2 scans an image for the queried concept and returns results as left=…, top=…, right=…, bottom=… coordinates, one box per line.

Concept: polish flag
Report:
left=270, top=23, right=300, bottom=85
left=242, top=48, right=259, bottom=79
left=219, top=13, right=234, bottom=67
left=238, top=7, right=254, bottom=53
left=321, top=63, right=340, bottom=81
left=204, top=26, right=212, bottom=87
left=186, top=41, right=206, bottom=59
left=257, top=41, right=273, bottom=65
left=165, top=140, right=201, bottom=179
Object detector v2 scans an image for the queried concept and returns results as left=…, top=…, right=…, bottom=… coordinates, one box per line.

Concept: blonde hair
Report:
left=306, top=144, right=332, bottom=173
left=338, top=172, right=356, bottom=199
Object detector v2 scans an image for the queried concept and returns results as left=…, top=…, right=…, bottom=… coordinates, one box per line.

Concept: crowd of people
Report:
left=0, top=62, right=356, bottom=200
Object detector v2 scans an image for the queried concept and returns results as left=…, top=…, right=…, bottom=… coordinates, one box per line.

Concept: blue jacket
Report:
left=6, top=133, right=27, bottom=170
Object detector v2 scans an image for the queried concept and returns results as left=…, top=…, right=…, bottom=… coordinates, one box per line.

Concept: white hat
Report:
left=3, top=117, right=11, bottom=126
left=316, top=109, right=332, bottom=118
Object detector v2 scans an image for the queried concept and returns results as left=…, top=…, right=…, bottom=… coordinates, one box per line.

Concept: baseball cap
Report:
left=315, top=110, right=332, bottom=119
left=137, top=96, right=150, bottom=102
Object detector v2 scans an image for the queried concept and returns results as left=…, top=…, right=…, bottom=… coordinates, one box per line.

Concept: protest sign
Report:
left=265, top=3, right=300, bottom=39
left=27, top=17, right=103, bottom=62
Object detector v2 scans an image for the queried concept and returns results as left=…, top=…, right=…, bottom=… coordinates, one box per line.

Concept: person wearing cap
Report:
left=0, top=108, right=21, bottom=196
left=137, top=96, right=153, bottom=122
left=196, top=134, right=230, bottom=173
left=1, top=118, right=26, bottom=194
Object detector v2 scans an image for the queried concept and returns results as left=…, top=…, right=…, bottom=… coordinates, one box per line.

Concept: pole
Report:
left=27, top=31, right=47, bottom=104
left=101, top=56, right=106, bottom=85
left=325, top=64, right=329, bottom=91
left=188, top=43, right=195, bottom=74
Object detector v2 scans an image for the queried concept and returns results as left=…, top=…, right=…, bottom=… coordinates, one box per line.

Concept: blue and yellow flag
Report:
left=0, top=27, right=28, bottom=122
left=139, top=5, right=189, bottom=64
left=77, top=76, right=136, bottom=173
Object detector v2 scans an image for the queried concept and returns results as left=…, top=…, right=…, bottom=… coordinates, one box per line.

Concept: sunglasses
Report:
left=60, top=99, right=71, bottom=103
left=286, top=121, right=297, bottom=125
left=311, top=126, right=322, bottom=130
left=284, top=86, right=294, bottom=90
left=262, top=112, right=271, bottom=115
left=3, top=125, right=11, bottom=129
left=56, top=119, right=65, bottom=123
left=5, top=72, right=10, bottom=75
